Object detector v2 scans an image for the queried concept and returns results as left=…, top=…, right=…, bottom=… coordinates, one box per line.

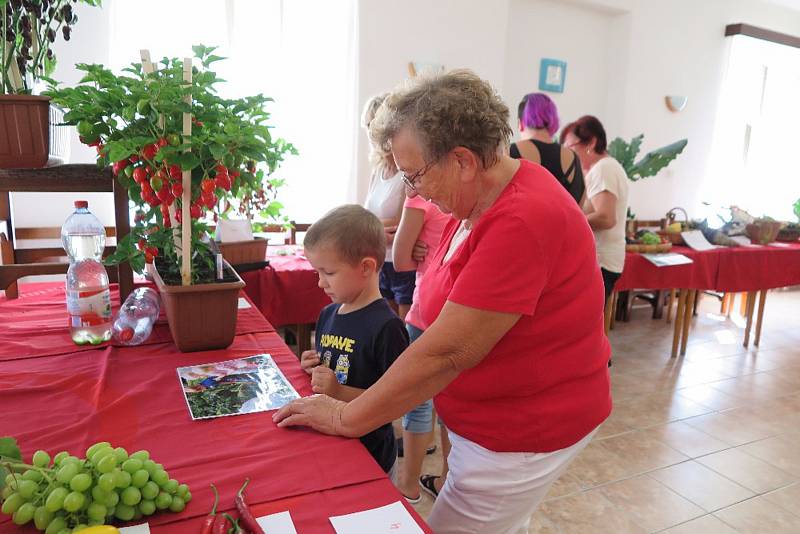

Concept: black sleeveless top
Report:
left=509, top=139, right=585, bottom=205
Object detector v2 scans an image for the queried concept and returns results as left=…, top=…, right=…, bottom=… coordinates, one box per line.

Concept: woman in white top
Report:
left=562, top=115, right=629, bottom=299
left=362, top=94, right=416, bottom=319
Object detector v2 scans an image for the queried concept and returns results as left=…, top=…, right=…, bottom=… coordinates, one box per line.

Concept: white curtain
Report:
left=108, top=0, right=359, bottom=223
left=703, top=35, right=800, bottom=221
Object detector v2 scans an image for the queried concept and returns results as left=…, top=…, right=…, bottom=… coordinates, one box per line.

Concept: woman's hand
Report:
left=272, top=394, right=352, bottom=436
left=412, top=240, right=428, bottom=263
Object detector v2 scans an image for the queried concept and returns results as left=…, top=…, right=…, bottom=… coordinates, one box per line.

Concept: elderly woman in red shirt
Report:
left=274, top=70, right=611, bottom=533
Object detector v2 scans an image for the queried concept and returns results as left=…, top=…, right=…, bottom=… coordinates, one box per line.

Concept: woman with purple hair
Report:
left=509, top=93, right=585, bottom=205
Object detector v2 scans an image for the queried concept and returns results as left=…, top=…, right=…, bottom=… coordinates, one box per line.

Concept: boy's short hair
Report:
left=304, top=205, right=386, bottom=269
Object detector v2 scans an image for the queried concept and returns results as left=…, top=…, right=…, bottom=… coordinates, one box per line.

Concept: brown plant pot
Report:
left=152, top=260, right=246, bottom=352
left=0, top=95, right=50, bottom=169
left=217, top=237, right=268, bottom=265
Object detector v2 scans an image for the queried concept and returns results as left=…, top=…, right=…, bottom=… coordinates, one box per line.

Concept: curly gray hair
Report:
left=369, top=69, right=512, bottom=169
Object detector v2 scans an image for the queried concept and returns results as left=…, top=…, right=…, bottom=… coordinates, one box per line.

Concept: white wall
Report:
left=355, top=0, right=511, bottom=202
left=502, top=0, right=615, bottom=140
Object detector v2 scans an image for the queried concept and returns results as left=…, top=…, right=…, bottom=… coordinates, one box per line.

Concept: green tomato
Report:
left=136, top=99, right=150, bottom=115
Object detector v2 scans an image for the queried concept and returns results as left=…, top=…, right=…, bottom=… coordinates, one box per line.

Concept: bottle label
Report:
left=67, top=287, right=112, bottom=327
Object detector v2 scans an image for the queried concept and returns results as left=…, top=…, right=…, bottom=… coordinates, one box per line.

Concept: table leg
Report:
left=671, top=289, right=687, bottom=358
left=680, top=290, right=696, bottom=356
left=297, top=323, right=312, bottom=356
left=666, top=288, right=676, bottom=324
left=754, top=289, right=768, bottom=347
left=739, top=292, right=749, bottom=317
left=743, top=291, right=757, bottom=347
left=653, top=290, right=664, bottom=319
left=720, top=293, right=730, bottom=315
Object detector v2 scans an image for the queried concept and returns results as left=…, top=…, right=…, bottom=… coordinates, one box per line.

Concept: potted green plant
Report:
left=608, top=134, right=687, bottom=182
left=1, top=0, right=100, bottom=168
left=45, top=45, right=296, bottom=351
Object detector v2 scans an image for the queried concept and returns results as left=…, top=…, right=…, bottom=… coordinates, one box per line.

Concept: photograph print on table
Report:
left=177, top=354, right=300, bottom=420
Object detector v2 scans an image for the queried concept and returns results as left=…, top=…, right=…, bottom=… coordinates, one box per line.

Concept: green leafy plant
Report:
left=608, top=134, right=688, bottom=182
left=793, top=198, right=800, bottom=221
left=44, top=45, right=296, bottom=283
left=1, top=0, right=102, bottom=94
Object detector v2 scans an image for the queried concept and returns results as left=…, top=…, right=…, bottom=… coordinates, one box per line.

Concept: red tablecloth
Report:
left=715, top=242, right=800, bottom=292
left=0, top=283, right=273, bottom=362
left=615, top=246, right=722, bottom=291
left=241, top=247, right=330, bottom=327
left=615, top=243, right=800, bottom=292
left=0, top=283, right=430, bottom=533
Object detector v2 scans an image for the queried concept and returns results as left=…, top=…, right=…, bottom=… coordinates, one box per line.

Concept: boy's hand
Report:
left=385, top=225, right=398, bottom=246
left=311, top=366, right=340, bottom=396
left=300, top=350, right=320, bottom=375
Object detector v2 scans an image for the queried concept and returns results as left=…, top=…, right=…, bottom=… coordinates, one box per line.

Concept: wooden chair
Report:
left=618, top=218, right=670, bottom=321
left=0, top=164, right=133, bottom=302
left=289, top=222, right=312, bottom=245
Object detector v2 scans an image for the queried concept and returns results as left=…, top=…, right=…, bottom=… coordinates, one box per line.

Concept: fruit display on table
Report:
left=1, top=438, right=190, bottom=533
left=626, top=230, right=673, bottom=253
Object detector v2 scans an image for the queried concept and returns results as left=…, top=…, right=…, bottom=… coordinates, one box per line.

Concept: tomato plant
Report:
left=45, top=45, right=296, bottom=283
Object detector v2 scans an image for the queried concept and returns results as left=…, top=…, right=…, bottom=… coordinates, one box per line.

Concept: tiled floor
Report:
left=401, top=289, right=800, bottom=533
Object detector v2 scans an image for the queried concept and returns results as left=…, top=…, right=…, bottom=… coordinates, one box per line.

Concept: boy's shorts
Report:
left=379, top=262, right=416, bottom=305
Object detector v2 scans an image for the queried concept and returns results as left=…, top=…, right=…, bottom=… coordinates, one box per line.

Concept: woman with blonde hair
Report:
left=362, top=94, right=415, bottom=319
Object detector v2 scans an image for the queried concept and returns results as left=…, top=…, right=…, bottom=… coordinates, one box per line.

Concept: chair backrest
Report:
left=634, top=219, right=666, bottom=231
left=289, top=222, right=312, bottom=245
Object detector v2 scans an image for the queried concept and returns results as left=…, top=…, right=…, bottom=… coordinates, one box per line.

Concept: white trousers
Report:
left=427, top=428, right=597, bottom=534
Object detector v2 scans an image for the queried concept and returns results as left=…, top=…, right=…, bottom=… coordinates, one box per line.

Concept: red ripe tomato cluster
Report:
left=101, top=137, right=239, bottom=225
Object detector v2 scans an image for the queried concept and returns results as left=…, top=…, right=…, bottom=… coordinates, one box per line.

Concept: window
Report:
left=108, top=0, right=359, bottom=223
left=704, top=33, right=800, bottom=221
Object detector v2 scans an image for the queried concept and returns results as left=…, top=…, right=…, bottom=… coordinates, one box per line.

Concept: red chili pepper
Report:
left=234, top=479, right=264, bottom=534
left=212, top=512, right=229, bottom=534
left=200, top=483, right=220, bottom=534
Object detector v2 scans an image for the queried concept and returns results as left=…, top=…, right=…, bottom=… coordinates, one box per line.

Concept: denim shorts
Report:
left=402, top=323, right=435, bottom=433
left=379, top=262, right=416, bottom=305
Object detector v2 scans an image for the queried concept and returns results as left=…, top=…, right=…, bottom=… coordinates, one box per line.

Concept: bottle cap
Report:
left=74, top=200, right=89, bottom=209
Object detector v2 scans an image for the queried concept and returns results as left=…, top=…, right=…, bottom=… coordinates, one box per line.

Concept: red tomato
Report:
left=157, top=137, right=168, bottom=148
left=144, top=252, right=154, bottom=264
left=169, top=165, right=182, bottom=180
left=201, top=179, right=215, bottom=194
left=215, top=174, right=231, bottom=191
left=214, top=164, right=228, bottom=176
left=112, top=160, right=128, bottom=176
left=137, top=239, right=146, bottom=250
left=132, top=167, right=147, bottom=184
left=171, top=182, right=183, bottom=198
left=142, top=143, right=159, bottom=161
left=203, top=192, right=218, bottom=209
left=129, top=155, right=139, bottom=163
left=190, top=204, right=202, bottom=219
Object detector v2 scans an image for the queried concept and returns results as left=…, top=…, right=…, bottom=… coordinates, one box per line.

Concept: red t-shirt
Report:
left=420, top=160, right=611, bottom=453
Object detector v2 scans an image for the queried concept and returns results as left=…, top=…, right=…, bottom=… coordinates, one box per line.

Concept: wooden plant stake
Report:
left=181, top=57, right=192, bottom=286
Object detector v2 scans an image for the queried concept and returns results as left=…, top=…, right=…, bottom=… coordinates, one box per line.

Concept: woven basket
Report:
left=746, top=222, right=782, bottom=245
left=657, top=230, right=684, bottom=245
left=626, top=242, right=673, bottom=253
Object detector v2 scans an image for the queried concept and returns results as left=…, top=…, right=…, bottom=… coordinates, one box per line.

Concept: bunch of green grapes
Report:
left=0, top=442, right=191, bottom=533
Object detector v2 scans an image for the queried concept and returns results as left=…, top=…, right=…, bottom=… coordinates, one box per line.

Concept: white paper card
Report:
left=256, top=511, right=298, bottom=534
left=731, top=235, right=760, bottom=247
left=120, top=524, right=150, bottom=534
left=769, top=242, right=791, bottom=248
left=330, top=501, right=424, bottom=534
left=681, top=230, right=719, bottom=251
left=238, top=297, right=252, bottom=309
left=217, top=219, right=254, bottom=243
left=642, top=253, right=694, bottom=267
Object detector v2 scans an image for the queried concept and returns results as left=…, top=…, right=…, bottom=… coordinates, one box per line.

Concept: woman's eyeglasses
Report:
left=401, top=159, right=438, bottom=191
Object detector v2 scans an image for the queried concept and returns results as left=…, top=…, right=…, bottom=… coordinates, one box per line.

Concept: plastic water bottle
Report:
left=112, top=288, right=161, bottom=345
left=62, top=200, right=112, bottom=345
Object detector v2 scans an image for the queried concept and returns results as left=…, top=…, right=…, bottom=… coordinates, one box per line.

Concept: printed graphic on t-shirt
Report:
left=319, top=333, right=356, bottom=384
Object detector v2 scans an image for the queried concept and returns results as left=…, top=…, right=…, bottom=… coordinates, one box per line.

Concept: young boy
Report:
left=300, top=204, right=409, bottom=476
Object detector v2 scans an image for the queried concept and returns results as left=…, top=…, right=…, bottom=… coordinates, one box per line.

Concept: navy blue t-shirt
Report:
left=315, top=298, right=409, bottom=472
